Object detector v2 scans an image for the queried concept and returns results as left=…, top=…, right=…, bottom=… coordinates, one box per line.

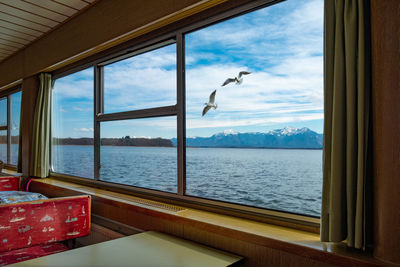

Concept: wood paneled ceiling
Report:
left=0, top=0, right=99, bottom=63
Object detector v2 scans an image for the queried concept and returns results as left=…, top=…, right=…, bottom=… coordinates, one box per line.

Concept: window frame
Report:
left=50, top=0, right=321, bottom=230
left=0, top=85, right=22, bottom=168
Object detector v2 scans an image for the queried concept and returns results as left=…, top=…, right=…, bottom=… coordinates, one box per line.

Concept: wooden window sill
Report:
left=30, top=178, right=385, bottom=267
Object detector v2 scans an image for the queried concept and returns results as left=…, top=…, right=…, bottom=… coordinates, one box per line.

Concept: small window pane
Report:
left=0, top=98, right=6, bottom=127
left=103, top=43, right=176, bottom=113
left=100, top=117, right=177, bottom=193
left=52, top=68, right=94, bottom=178
left=10, top=91, right=21, bottom=165
left=0, top=130, right=6, bottom=163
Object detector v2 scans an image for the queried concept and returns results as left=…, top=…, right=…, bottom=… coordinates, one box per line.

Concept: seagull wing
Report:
left=222, top=78, right=236, bottom=86
left=209, top=90, right=216, bottom=103
left=202, top=105, right=211, bottom=116
left=238, top=71, right=251, bottom=78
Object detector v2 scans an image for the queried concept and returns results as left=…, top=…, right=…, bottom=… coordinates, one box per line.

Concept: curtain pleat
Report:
left=321, top=0, right=371, bottom=250
left=30, top=73, right=52, bottom=178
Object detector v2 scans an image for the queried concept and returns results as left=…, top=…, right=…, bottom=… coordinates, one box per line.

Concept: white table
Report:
left=8, top=231, right=243, bottom=267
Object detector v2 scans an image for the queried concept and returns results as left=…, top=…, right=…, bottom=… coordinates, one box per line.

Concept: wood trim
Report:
left=50, top=171, right=319, bottom=233
left=0, top=83, right=21, bottom=96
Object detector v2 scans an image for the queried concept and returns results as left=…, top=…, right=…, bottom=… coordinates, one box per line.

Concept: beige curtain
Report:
left=321, top=0, right=371, bottom=249
left=30, top=73, right=53, bottom=178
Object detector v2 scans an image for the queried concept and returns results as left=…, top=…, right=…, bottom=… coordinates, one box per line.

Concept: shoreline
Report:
left=52, top=144, right=322, bottom=150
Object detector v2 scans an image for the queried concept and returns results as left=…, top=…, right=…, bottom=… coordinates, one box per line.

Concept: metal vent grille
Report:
left=128, top=197, right=186, bottom=212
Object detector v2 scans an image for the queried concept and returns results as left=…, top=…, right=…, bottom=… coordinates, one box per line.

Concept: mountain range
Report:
left=52, top=127, right=323, bottom=149
left=172, top=127, right=323, bottom=149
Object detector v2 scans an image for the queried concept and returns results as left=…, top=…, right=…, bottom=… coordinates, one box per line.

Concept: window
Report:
left=52, top=42, right=178, bottom=193
left=0, top=89, right=22, bottom=166
left=51, top=0, right=323, bottom=220
left=52, top=68, right=94, bottom=178
left=185, top=0, right=323, bottom=217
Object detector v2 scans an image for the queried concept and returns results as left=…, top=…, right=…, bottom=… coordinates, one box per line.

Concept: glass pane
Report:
left=103, top=43, right=176, bottom=113
left=100, top=117, right=177, bottom=193
left=0, top=130, right=6, bottom=163
left=185, top=0, right=323, bottom=217
left=52, top=68, right=94, bottom=178
left=0, top=97, right=6, bottom=127
left=10, top=91, right=21, bottom=165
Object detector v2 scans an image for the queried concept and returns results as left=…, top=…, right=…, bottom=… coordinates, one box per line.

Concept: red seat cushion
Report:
left=0, top=177, right=19, bottom=191
left=0, top=243, right=68, bottom=266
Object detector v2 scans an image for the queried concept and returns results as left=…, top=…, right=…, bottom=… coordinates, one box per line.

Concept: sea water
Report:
left=52, top=145, right=322, bottom=217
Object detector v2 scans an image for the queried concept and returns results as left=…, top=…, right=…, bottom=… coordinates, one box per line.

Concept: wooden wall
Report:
left=20, top=76, right=39, bottom=177
left=371, top=0, right=400, bottom=265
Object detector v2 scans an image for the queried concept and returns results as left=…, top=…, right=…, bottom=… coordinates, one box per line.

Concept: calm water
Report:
left=0, top=144, right=19, bottom=166
left=52, top=145, right=322, bottom=217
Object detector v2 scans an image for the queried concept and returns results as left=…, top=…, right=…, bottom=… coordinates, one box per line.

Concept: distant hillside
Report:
left=53, top=137, right=173, bottom=147
left=0, top=135, right=19, bottom=144
left=172, top=127, right=323, bottom=149
left=52, top=127, right=322, bottom=149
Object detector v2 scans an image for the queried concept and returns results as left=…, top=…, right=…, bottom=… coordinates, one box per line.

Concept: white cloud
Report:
left=103, top=67, right=176, bottom=111
left=185, top=64, right=323, bottom=119
left=186, top=113, right=324, bottom=130
left=72, top=106, right=92, bottom=112
left=73, top=128, right=94, bottom=132
left=53, top=68, right=94, bottom=99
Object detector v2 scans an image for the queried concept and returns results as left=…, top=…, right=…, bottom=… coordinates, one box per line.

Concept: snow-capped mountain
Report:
left=171, top=127, right=323, bottom=149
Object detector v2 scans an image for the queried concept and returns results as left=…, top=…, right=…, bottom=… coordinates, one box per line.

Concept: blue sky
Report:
left=0, top=91, right=21, bottom=136
left=52, top=0, right=323, bottom=139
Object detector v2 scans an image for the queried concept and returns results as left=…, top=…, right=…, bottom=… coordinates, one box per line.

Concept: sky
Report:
left=0, top=91, right=21, bottom=136
left=52, top=0, right=323, bottom=139
left=0, top=91, right=21, bottom=164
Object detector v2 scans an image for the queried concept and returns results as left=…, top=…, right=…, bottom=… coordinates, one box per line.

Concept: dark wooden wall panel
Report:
left=20, top=76, right=39, bottom=177
left=371, top=0, right=400, bottom=265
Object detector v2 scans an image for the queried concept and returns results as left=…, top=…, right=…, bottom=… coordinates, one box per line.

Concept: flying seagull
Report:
left=221, top=71, right=251, bottom=86
left=202, top=90, right=217, bottom=116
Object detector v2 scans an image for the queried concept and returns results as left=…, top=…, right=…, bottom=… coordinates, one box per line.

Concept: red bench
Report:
left=0, top=177, right=91, bottom=266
